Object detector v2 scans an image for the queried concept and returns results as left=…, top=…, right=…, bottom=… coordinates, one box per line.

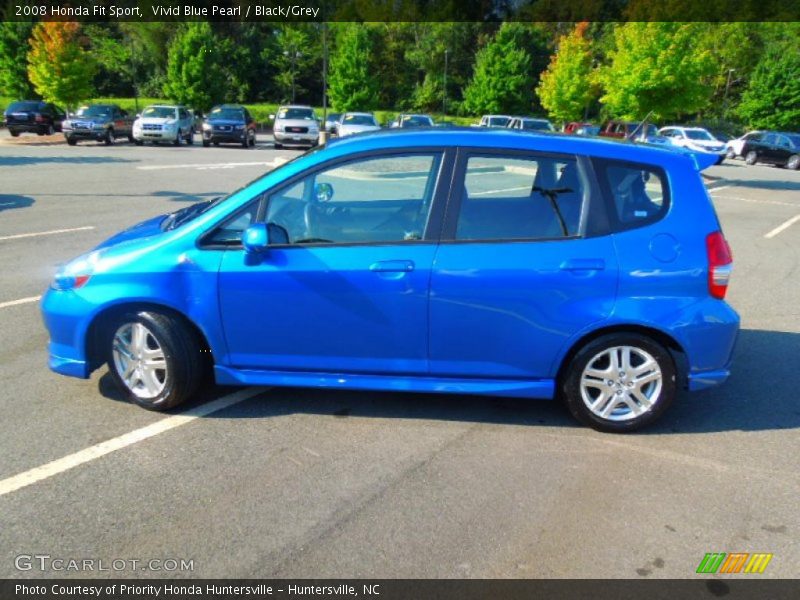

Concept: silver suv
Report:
left=271, top=105, right=320, bottom=149
left=133, top=105, right=195, bottom=146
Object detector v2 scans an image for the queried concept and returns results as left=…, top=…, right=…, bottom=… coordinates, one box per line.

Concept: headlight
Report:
left=51, top=252, right=100, bottom=291
left=274, top=125, right=283, bottom=132
left=163, top=121, right=176, bottom=130
left=234, top=124, right=245, bottom=130
left=202, top=122, right=212, bottom=130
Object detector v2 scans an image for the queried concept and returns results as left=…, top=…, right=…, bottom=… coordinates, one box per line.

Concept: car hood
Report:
left=686, top=140, right=726, bottom=151
left=136, top=117, right=176, bottom=125
left=94, top=213, right=166, bottom=250
left=70, top=115, right=112, bottom=124
left=206, top=118, right=244, bottom=127
left=277, top=119, right=317, bottom=128
left=340, top=124, right=380, bottom=133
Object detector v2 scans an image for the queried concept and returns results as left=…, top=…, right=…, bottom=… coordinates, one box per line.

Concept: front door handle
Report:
left=560, top=258, right=605, bottom=271
left=369, top=260, right=415, bottom=273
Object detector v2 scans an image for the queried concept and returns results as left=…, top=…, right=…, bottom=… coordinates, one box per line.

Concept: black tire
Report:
left=787, top=154, right=800, bottom=171
left=745, top=150, right=758, bottom=165
left=274, top=141, right=282, bottom=149
left=173, top=129, right=182, bottom=146
left=561, top=333, right=677, bottom=433
left=185, top=128, right=194, bottom=145
left=106, top=311, right=204, bottom=411
left=202, top=139, right=210, bottom=147
left=128, top=134, right=135, bottom=143
left=9, top=129, right=19, bottom=137
left=213, top=141, right=219, bottom=147
left=249, top=131, right=256, bottom=147
left=66, top=136, right=77, bottom=146
left=241, top=134, right=249, bottom=148
left=134, top=138, right=144, bottom=146
left=104, top=128, right=114, bottom=145
left=726, top=147, right=736, bottom=159
left=46, top=124, right=55, bottom=136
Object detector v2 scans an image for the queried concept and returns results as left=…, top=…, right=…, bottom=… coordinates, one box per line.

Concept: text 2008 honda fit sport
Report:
left=41, top=130, right=739, bottom=432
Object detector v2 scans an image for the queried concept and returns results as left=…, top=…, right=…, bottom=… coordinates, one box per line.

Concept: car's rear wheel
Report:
left=104, top=128, right=114, bottom=145
left=9, top=129, right=19, bottom=137
left=66, top=136, right=77, bottom=146
left=561, top=333, right=677, bottom=433
left=107, top=311, right=203, bottom=411
left=745, top=150, right=758, bottom=165
left=787, top=154, right=800, bottom=170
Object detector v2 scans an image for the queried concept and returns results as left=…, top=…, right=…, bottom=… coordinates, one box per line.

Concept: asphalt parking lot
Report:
left=0, top=130, right=798, bottom=579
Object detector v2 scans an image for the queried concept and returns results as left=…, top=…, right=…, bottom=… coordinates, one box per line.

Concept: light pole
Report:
left=284, top=49, right=302, bottom=103
left=321, top=22, right=328, bottom=144
left=723, top=68, right=735, bottom=119
left=443, top=49, right=449, bottom=117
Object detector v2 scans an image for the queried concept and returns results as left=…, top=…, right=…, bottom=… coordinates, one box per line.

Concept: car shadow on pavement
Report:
left=720, top=178, right=800, bottom=192
left=97, top=329, right=799, bottom=434
left=0, top=156, right=134, bottom=167
left=0, top=195, right=34, bottom=212
left=152, top=190, right=228, bottom=203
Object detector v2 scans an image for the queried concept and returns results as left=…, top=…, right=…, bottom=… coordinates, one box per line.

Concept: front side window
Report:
left=455, top=155, right=586, bottom=241
left=595, top=160, right=668, bottom=229
left=264, top=153, right=442, bottom=245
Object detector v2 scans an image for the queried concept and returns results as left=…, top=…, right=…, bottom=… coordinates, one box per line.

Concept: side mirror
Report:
left=242, top=223, right=270, bottom=253
left=135, top=113, right=141, bottom=119
left=314, top=182, right=334, bottom=203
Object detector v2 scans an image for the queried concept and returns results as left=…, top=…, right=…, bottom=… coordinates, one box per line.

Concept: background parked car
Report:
left=271, top=105, right=320, bottom=148
left=201, top=104, right=256, bottom=148
left=4, top=100, right=65, bottom=136
left=476, top=115, right=512, bottom=127
left=507, top=117, right=555, bottom=132
left=323, top=112, right=341, bottom=135
left=63, top=104, right=134, bottom=146
left=336, top=112, right=381, bottom=137
left=658, top=126, right=727, bottom=164
left=741, top=131, right=800, bottom=169
left=132, top=105, right=195, bottom=146
left=574, top=125, right=601, bottom=136
left=726, top=131, right=764, bottom=159
left=389, top=114, right=434, bottom=128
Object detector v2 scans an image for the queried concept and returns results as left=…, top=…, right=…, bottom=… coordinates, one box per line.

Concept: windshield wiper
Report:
left=532, top=186, right=573, bottom=237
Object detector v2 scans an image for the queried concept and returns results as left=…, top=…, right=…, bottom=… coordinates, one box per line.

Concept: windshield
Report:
left=277, top=107, right=315, bottom=120
left=75, top=105, right=114, bottom=117
left=343, top=114, right=376, bottom=126
left=402, top=115, right=433, bottom=126
left=142, top=106, right=176, bottom=119
left=326, top=113, right=341, bottom=122
left=7, top=101, right=41, bottom=112
left=209, top=107, right=245, bottom=120
left=686, top=129, right=714, bottom=141
left=489, top=117, right=510, bottom=127
left=522, top=120, right=552, bottom=131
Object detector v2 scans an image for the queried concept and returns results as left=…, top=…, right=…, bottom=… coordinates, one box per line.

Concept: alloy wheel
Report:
left=112, top=322, right=167, bottom=399
left=579, top=345, right=663, bottom=422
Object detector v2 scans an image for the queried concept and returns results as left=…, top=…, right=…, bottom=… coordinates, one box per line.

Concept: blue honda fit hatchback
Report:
left=41, top=129, right=738, bottom=432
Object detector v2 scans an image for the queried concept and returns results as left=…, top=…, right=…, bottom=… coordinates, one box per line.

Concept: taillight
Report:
left=706, top=231, right=733, bottom=299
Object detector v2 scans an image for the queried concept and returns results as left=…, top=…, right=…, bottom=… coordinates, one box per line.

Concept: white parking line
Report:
left=0, top=387, right=266, bottom=497
left=0, top=226, right=95, bottom=242
left=764, top=214, right=800, bottom=239
left=711, top=194, right=798, bottom=208
left=137, top=161, right=276, bottom=171
left=0, top=296, right=41, bottom=309
left=707, top=184, right=731, bottom=193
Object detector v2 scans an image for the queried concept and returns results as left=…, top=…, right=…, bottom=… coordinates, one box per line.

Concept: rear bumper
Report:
left=8, top=123, right=49, bottom=133
left=688, top=367, right=731, bottom=391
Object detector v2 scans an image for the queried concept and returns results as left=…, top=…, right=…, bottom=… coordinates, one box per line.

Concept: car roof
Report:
left=279, top=105, right=313, bottom=110
left=324, top=128, right=696, bottom=167
left=343, top=112, right=374, bottom=116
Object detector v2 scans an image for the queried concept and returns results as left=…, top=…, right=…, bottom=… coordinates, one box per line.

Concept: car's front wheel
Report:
left=107, top=311, right=203, bottom=411
left=561, top=333, right=677, bottom=433
left=745, top=150, right=758, bottom=165
left=787, top=154, right=800, bottom=170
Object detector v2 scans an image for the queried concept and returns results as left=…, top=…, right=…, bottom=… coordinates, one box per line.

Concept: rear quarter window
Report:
left=593, top=159, right=669, bottom=231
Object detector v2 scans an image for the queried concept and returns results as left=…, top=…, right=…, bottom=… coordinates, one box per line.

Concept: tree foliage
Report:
left=736, top=44, right=800, bottom=130
left=163, top=22, right=226, bottom=112
left=27, top=22, right=95, bottom=110
left=328, top=24, right=380, bottom=111
left=0, top=22, right=34, bottom=98
left=596, top=22, right=716, bottom=121
left=463, top=23, right=534, bottom=115
left=536, top=22, right=596, bottom=123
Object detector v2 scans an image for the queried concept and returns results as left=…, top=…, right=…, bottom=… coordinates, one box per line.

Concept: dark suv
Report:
left=4, top=100, right=65, bottom=136
left=63, top=104, right=135, bottom=145
left=201, top=105, right=257, bottom=148
left=741, top=131, right=800, bottom=169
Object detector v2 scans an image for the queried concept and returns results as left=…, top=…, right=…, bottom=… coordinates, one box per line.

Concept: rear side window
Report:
left=7, top=101, right=40, bottom=112
left=595, top=160, right=668, bottom=230
left=454, top=154, right=586, bottom=240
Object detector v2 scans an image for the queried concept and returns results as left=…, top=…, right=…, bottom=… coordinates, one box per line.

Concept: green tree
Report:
left=462, top=23, right=534, bottom=115
left=596, top=22, right=716, bottom=121
left=27, top=22, right=95, bottom=111
left=736, top=45, right=800, bottom=130
left=536, top=22, right=596, bottom=124
left=273, top=25, right=315, bottom=104
left=327, top=24, right=380, bottom=111
left=163, top=22, right=226, bottom=112
left=0, top=22, right=34, bottom=98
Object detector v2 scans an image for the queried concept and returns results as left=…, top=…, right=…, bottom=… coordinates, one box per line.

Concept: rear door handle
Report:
left=560, top=259, right=605, bottom=271
left=369, top=260, right=415, bottom=273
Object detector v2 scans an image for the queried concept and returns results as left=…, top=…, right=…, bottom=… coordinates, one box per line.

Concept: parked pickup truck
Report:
left=63, top=104, right=135, bottom=145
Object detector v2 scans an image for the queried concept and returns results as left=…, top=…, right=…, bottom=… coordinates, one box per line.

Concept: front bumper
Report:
left=274, top=131, right=318, bottom=145
left=203, top=130, right=247, bottom=143
left=41, top=289, right=94, bottom=380
left=134, top=129, right=177, bottom=141
left=65, top=129, right=107, bottom=141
